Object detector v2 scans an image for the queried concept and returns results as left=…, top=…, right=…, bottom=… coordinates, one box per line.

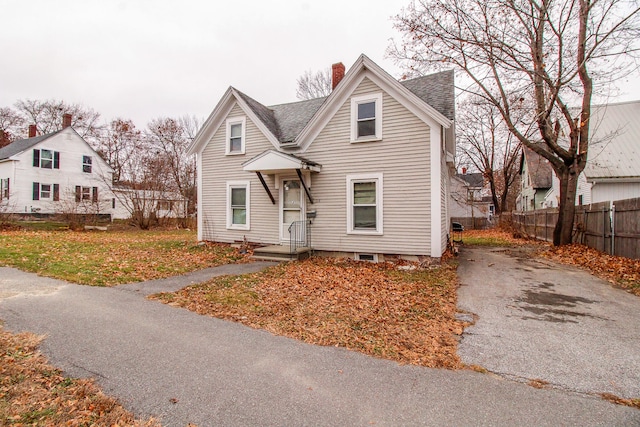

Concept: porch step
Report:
left=251, top=245, right=311, bottom=261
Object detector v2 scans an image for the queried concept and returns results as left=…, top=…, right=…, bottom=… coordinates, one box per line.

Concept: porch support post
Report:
left=296, top=168, right=314, bottom=204
left=255, top=171, right=276, bottom=205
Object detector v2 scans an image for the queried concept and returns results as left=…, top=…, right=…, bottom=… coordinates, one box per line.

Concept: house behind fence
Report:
left=510, top=197, right=640, bottom=259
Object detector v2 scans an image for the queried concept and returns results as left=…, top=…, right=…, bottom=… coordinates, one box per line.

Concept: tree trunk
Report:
left=553, top=166, right=580, bottom=246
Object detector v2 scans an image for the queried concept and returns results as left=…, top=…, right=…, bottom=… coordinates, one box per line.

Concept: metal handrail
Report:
left=288, top=220, right=311, bottom=254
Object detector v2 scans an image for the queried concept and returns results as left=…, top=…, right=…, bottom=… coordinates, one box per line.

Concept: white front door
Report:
left=280, top=178, right=305, bottom=242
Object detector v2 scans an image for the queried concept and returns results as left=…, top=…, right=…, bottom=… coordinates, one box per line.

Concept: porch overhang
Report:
left=242, top=150, right=322, bottom=174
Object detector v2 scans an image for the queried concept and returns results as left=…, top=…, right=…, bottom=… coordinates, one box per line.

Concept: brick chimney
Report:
left=332, top=62, right=345, bottom=90
left=462, top=167, right=467, bottom=174
left=62, top=113, right=72, bottom=128
left=28, top=125, right=37, bottom=138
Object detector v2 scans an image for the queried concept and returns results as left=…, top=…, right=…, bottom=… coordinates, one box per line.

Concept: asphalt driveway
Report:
left=457, top=245, right=640, bottom=399
left=1, top=260, right=639, bottom=426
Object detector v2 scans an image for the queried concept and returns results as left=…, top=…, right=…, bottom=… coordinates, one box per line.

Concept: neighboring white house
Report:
left=450, top=171, right=493, bottom=224
left=188, top=54, right=456, bottom=260
left=518, top=100, right=640, bottom=209
left=0, top=117, right=114, bottom=217
left=112, top=188, right=188, bottom=220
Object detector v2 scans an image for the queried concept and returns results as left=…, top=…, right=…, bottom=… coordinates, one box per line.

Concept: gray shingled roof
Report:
left=0, top=131, right=59, bottom=160
left=400, top=70, right=455, bottom=121
left=457, top=172, right=484, bottom=188
left=522, top=147, right=553, bottom=189
left=234, top=70, right=454, bottom=145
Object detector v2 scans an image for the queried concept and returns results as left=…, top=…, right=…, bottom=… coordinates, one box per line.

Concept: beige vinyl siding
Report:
left=303, top=77, right=432, bottom=255
left=200, top=104, right=280, bottom=244
left=440, top=152, right=449, bottom=254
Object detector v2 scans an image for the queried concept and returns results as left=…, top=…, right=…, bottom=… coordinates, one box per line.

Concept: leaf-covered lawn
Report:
left=0, top=326, right=159, bottom=426
left=0, top=230, right=244, bottom=286
left=151, top=257, right=465, bottom=369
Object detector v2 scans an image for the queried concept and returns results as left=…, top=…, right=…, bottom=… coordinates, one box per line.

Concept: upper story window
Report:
left=33, top=149, right=60, bottom=169
left=225, top=116, right=246, bottom=155
left=83, top=155, right=92, bottom=173
left=350, top=93, right=383, bottom=142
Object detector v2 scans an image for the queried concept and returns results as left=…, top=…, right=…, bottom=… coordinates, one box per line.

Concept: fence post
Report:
left=602, top=206, right=607, bottom=253
left=533, top=211, right=537, bottom=240
left=545, top=211, right=548, bottom=241
left=611, top=203, right=615, bottom=256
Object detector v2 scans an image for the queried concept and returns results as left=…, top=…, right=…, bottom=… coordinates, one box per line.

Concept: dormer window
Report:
left=350, top=93, right=382, bottom=142
left=226, top=116, right=246, bottom=155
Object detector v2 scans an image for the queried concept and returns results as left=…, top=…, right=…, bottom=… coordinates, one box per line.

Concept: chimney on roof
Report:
left=28, top=125, right=37, bottom=138
left=332, top=62, right=345, bottom=90
left=462, top=167, right=467, bottom=174
left=62, top=113, right=72, bottom=129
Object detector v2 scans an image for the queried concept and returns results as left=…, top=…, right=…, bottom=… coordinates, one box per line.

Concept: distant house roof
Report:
left=584, top=100, right=640, bottom=180
left=457, top=172, right=484, bottom=188
left=521, top=147, right=553, bottom=189
left=0, top=130, right=60, bottom=160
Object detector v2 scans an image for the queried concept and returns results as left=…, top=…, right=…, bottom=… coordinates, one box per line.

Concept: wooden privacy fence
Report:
left=510, top=197, right=640, bottom=260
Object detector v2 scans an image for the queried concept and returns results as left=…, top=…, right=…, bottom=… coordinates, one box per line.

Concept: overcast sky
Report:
left=1, top=0, right=639, bottom=130
left=1, top=0, right=412, bottom=127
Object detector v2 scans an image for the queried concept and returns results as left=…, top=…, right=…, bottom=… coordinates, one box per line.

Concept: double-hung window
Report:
left=226, top=181, right=250, bottom=230
left=0, top=178, right=9, bottom=200
left=226, top=116, right=246, bottom=155
left=83, top=155, right=92, bottom=173
left=32, top=182, right=59, bottom=201
left=33, top=149, right=60, bottom=169
left=350, top=93, right=382, bottom=142
left=346, top=173, right=383, bottom=234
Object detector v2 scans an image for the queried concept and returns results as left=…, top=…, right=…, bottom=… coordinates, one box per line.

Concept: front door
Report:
left=280, top=178, right=304, bottom=242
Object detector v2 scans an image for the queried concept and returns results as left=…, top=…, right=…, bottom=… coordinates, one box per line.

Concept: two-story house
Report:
left=0, top=115, right=114, bottom=218
left=188, top=55, right=456, bottom=261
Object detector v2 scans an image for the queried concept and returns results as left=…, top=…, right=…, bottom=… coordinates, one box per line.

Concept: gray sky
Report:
left=1, top=0, right=639, bottom=129
left=0, top=0, right=410, bottom=127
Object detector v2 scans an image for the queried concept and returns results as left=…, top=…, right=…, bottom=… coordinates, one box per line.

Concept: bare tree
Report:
left=457, top=97, right=522, bottom=214
left=146, top=116, right=198, bottom=219
left=98, top=119, right=145, bottom=184
left=390, top=0, right=640, bottom=245
left=296, top=68, right=332, bottom=100
left=14, top=99, right=103, bottom=145
left=0, top=107, right=24, bottom=147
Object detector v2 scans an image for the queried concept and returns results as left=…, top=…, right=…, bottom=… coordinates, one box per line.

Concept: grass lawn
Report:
left=0, top=229, right=243, bottom=286
left=151, top=257, right=466, bottom=369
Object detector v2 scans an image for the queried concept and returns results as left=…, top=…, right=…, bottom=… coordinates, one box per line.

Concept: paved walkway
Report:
left=457, top=245, right=640, bottom=399
left=0, top=262, right=639, bottom=426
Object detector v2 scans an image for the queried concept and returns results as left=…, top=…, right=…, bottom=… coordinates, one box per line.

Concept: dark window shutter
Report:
left=54, top=151, right=60, bottom=169
left=92, top=187, right=98, bottom=203
left=33, top=149, right=40, bottom=167
left=33, top=182, right=40, bottom=200
left=75, top=186, right=81, bottom=203
left=53, top=184, right=60, bottom=201
left=5, top=178, right=8, bottom=199
left=112, top=198, right=115, bottom=209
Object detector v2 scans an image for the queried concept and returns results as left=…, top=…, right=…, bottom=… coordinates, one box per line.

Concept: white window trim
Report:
left=40, top=183, right=52, bottom=200
left=346, top=173, right=383, bottom=235
left=226, top=180, right=250, bottom=230
left=225, top=116, right=246, bottom=155
left=350, top=93, right=383, bottom=143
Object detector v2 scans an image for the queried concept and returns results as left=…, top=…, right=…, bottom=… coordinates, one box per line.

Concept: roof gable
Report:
left=187, top=54, right=455, bottom=156
left=522, top=147, right=553, bottom=189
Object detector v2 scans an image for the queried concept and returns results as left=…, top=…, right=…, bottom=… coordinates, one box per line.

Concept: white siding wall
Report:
left=4, top=129, right=113, bottom=216
left=200, top=104, right=280, bottom=244
left=591, top=181, right=640, bottom=203
left=302, top=78, right=433, bottom=255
